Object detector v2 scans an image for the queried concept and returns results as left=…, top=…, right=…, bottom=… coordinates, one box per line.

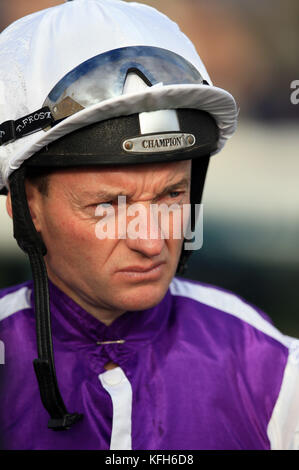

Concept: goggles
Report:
left=0, top=46, right=205, bottom=146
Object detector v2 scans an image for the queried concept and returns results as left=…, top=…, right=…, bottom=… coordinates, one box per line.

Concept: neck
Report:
left=47, top=271, right=125, bottom=326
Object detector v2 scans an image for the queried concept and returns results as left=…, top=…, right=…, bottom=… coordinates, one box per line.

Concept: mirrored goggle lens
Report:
left=43, top=46, right=205, bottom=121
left=0, top=46, right=205, bottom=147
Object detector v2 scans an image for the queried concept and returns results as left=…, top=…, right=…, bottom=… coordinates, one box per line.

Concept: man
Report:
left=0, top=0, right=298, bottom=450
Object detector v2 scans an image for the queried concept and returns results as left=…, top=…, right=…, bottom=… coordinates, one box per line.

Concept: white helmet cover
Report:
left=0, top=0, right=238, bottom=190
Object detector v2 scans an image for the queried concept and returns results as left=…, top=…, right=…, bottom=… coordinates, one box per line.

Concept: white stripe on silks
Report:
left=267, top=344, right=299, bottom=449
left=0, top=287, right=31, bottom=322
left=169, top=277, right=293, bottom=349
left=99, top=367, right=133, bottom=450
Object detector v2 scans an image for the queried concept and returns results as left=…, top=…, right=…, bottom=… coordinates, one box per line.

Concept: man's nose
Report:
left=126, top=235, right=165, bottom=258
left=125, top=203, right=165, bottom=257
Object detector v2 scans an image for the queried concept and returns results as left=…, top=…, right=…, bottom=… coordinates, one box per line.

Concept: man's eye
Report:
left=100, top=201, right=114, bottom=206
left=169, top=191, right=182, bottom=198
left=93, top=201, right=114, bottom=207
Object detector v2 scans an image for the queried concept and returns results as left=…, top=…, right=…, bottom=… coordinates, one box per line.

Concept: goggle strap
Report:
left=0, top=107, right=54, bottom=146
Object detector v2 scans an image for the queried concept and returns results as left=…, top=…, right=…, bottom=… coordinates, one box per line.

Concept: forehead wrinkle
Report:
left=129, top=173, right=191, bottom=202
left=73, top=178, right=190, bottom=204
left=67, top=161, right=191, bottom=203
left=80, top=188, right=128, bottom=200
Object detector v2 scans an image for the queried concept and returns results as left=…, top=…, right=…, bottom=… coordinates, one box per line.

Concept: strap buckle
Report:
left=48, top=413, right=83, bottom=431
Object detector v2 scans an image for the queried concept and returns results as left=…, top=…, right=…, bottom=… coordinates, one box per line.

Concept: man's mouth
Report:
left=116, top=261, right=166, bottom=280
left=117, top=261, right=165, bottom=273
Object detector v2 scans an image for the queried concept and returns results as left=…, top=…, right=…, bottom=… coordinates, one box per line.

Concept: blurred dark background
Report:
left=0, top=0, right=299, bottom=337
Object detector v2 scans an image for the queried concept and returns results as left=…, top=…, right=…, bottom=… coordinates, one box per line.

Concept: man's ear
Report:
left=6, top=191, right=12, bottom=218
left=6, top=186, right=42, bottom=231
left=24, top=182, right=43, bottom=232
left=6, top=186, right=43, bottom=233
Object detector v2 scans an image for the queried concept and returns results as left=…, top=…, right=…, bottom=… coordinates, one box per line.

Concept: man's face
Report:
left=21, top=160, right=191, bottom=323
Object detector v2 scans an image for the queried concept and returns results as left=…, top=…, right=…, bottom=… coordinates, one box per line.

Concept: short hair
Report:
left=25, top=167, right=53, bottom=196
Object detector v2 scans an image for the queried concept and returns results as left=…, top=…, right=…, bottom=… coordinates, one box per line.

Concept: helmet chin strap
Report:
left=177, top=155, right=210, bottom=274
left=9, top=166, right=83, bottom=430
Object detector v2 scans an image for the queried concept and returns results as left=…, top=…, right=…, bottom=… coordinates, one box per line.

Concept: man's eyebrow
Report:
left=155, top=177, right=191, bottom=198
left=76, top=177, right=190, bottom=202
left=76, top=189, right=126, bottom=201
